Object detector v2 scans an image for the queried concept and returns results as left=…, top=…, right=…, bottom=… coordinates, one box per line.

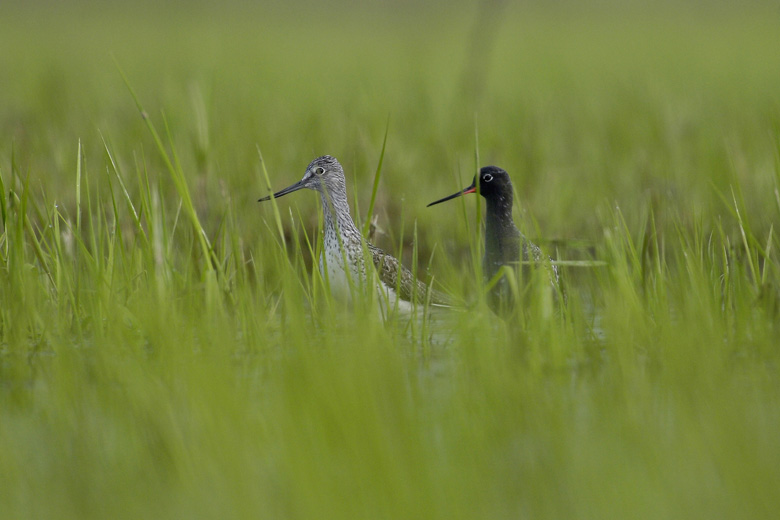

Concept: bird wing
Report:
left=368, top=244, right=453, bottom=307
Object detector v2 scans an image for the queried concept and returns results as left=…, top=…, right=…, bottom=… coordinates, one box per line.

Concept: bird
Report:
left=427, top=165, right=559, bottom=312
left=259, top=155, right=451, bottom=315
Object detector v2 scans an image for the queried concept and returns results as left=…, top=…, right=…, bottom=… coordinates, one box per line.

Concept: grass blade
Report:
left=362, top=116, right=390, bottom=238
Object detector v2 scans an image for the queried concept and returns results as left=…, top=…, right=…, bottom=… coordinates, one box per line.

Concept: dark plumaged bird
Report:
left=428, top=166, right=559, bottom=311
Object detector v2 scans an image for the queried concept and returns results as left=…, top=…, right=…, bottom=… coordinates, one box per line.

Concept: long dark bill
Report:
left=426, top=182, right=477, bottom=207
left=258, top=180, right=306, bottom=202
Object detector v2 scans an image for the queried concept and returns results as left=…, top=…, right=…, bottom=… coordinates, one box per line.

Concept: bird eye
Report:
left=314, top=167, right=325, bottom=175
left=483, top=173, right=493, bottom=182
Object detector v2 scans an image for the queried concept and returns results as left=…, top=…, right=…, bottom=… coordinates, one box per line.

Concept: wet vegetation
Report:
left=2, top=1, right=780, bottom=518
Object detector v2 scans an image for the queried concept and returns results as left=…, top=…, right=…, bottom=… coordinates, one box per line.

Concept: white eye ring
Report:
left=314, top=167, right=325, bottom=175
left=483, top=173, right=493, bottom=182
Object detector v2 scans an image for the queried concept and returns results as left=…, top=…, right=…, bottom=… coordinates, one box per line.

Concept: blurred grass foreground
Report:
left=2, top=1, right=780, bottom=519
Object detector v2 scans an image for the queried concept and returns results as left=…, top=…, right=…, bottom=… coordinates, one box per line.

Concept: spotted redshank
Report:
left=259, top=155, right=450, bottom=314
left=427, top=165, right=559, bottom=311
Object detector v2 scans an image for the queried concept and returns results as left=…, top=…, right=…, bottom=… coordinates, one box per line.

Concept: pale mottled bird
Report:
left=259, top=155, right=451, bottom=314
left=428, top=165, right=559, bottom=311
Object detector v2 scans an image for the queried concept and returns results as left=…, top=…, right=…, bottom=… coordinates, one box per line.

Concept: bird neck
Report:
left=320, top=188, right=361, bottom=245
left=485, top=193, right=516, bottom=236
left=483, top=193, right=521, bottom=278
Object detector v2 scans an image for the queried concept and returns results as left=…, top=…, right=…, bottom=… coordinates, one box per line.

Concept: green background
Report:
left=1, top=1, right=779, bottom=518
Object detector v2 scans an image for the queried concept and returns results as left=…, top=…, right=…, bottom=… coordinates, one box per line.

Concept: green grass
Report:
left=2, top=1, right=780, bottom=518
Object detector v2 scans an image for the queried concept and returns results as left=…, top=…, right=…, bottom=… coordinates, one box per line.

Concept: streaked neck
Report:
left=320, top=188, right=361, bottom=243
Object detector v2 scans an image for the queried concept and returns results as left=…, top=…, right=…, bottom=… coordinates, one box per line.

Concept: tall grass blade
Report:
left=362, top=116, right=390, bottom=238
left=114, top=57, right=214, bottom=276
